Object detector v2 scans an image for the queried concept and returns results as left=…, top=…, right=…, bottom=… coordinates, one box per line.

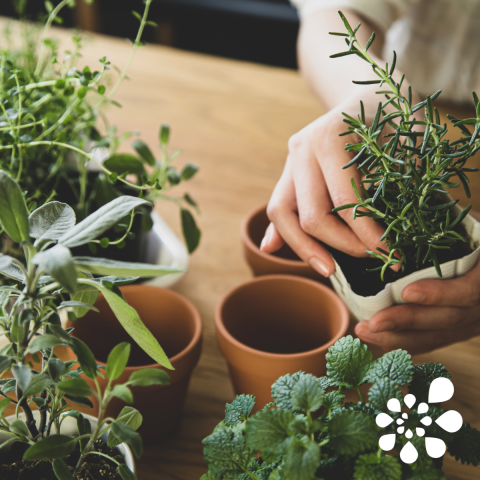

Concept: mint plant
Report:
left=0, top=171, right=181, bottom=478
left=330, top=12, right=479, bottom=280
left=0, top=0, right=200, bottom=256
left=202, top=336, right=480, bottom=480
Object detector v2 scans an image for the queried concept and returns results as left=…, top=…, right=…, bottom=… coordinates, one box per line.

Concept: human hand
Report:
left=261, top=96, right=389, bottom=277
left=355, top=254, right=480, bottom=354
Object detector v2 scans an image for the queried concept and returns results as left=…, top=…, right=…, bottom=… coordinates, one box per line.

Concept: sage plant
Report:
left=330, top=12, right=479, bottom=279
left=0, top=171, right=179, bottom=479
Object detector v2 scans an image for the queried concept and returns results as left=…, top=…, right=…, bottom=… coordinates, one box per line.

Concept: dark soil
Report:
left=326, top=230, right=474, bottom=297
left=0, top=439, right=127, bottom=480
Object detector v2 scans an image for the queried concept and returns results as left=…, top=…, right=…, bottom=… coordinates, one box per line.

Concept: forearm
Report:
left=297, top=9, right=386, bottom=111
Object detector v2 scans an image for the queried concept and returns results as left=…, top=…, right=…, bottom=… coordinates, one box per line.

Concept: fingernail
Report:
left=260, top=225, right=273, bottom=251
left=310, top=257, right=331, bottom=277
left=355, top=322, right=376, bottom=341
left=403, top=290, right=426, bottom=304
left=372, top=321, right=395, bottom=333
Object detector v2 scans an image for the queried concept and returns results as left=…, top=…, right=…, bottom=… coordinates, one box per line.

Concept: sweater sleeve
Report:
left=290, top=0, right=405, bottom=31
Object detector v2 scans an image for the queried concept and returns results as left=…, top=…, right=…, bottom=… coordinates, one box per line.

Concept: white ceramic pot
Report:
left=330, top=209, right=480, bottom=321
left=0, top=411, right=136, bottom=475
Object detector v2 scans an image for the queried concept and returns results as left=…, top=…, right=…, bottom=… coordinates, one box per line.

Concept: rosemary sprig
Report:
left=330, top=11, right=479, bottom=280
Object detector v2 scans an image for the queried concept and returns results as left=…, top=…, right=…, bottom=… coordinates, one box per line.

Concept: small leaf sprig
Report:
left=201, top=336, right=480, bottom=480
left=329, top=12, right=479, bottom=280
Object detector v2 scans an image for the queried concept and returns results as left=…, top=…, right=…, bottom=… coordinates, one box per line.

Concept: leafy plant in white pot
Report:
left=0, top=171, right=179, bottom=479
left=327, top=12, right=480, bottom=320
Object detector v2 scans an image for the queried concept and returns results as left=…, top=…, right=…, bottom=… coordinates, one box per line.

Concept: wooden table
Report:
left=2, top=19, right=480, bottom=480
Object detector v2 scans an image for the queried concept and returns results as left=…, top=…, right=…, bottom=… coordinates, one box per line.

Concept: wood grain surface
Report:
left=1, top=18, right=480, bottom=480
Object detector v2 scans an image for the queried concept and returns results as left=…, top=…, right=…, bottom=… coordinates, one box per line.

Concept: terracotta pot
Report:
left=64, top=285, right=202, bottom=442
left=215, top=275, right=349, bottom=410
left=0, top=412, right=136, bottom=476
left=241, top=204, right=331, bottom=286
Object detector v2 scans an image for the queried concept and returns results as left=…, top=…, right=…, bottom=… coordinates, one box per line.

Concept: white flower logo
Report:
left=375, top=378, right=463, bottom=464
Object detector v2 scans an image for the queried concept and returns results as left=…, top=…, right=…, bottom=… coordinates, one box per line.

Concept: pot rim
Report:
left=215, top=274, right=349, bottom=360
left=89, top=285, right=202, bottom=371
left=241, top=204, right=308, bottom=267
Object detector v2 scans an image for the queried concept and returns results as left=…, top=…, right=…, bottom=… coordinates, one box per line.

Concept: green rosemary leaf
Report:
left=449, top=204, right=472, bottom=229
left=343, top=146, right=367, bottom=169
left=329, top=32, right=349, bottom=37
left=352, top=80, right=382, bottom=85
left=332, top=203, right=359, bottom=213
left=365, top=32, right=375, bottom=51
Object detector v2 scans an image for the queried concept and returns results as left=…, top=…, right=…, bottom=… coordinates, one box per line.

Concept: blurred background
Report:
left=0, top=0, right=299, bottom=69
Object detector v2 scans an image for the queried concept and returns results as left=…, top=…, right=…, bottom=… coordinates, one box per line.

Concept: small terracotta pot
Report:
left=241, top=204, right=331, bottom=285
left=215, top=275, right=349, bottom=410
left=64, top=285, right=202, bottom=442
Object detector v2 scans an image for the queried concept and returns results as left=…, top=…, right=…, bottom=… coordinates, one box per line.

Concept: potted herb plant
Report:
left=325, top=12, right=480, bottom=320
left=0, top=170, right=179, bottom=478
left=0, top=0, right=201, bottom=268
left=202, top=335, right=480, bottom=479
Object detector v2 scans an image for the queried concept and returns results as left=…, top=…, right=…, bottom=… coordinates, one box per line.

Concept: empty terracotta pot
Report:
left=216, top=275, right=349, bottom=411
left=64, top=285, right=202, bottom=442
left=241, top=204, right=331, bottom=285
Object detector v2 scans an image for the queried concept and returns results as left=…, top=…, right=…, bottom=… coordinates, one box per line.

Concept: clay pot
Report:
left=215, top=275, right=349, bottom=410
left=64, top=285, right=202, bottom=442
left=241, top=204, right=331, bottom=285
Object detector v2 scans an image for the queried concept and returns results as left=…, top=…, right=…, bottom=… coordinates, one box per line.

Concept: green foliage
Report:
left=202, top=335, right=480, bottom=479
left=408, top=362, right=451, bottom=404
left=225, top=394, right=255, bottom=426
left=354, top=453, right=402, bottom=480
left=0, top=0, right=201, bottom=256
left=0, top=174, right=178, bottom=479
left=330, top=12, right=479, bottom=279
left=326, top=335, right=373, bottom=388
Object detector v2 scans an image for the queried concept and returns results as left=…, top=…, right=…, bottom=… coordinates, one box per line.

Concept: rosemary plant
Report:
left=0, top=170, right=178, bottom=479
left=0, top=0, right=200, bottom=257
left=330, top=12, right=479, bottom=280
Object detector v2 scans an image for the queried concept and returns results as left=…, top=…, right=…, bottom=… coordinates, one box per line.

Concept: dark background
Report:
left=0, top=0, right=300, bottom=69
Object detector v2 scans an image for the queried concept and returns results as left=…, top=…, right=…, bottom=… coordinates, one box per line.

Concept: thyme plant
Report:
left=330, top=12, right=479, bottom=280
left=202, top=336, right=480, bottom=480
left=0, top=0, right=200, bottom=256
left=0, top=170, right=180, bottom=479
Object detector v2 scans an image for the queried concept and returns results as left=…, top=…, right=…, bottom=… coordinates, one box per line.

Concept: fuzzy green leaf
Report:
left=326, top=336, right=373, bottom=388
left=322, top=391, right=345, bottom=413
left=32, top=244, right=77, bottom=294
left=57, top=377, right=93, bottom=397
left=328, top=410, right=378, bottom=455
left=366, top=350, right=413, bottom=385
left=67, top=337, right=97, bottom=379
left=368, top=379, right=403, bottom=413
left=203, top=422, right=256, bottom=478
left=132, top=139, right=156, bottom=166
left=181, top=208, right=201, bottom=253
left=448, top=424, right=480, bottom=466
left=108, top=407, right=143, bottom=448
left=23, top=435, right=77, bottom=461
left=104, top=154, right=146, bottom=175
left=118, top=465, right=136, bottom=480
left=225, top=394, right=255, bottom=426
left=106, top=342, right=131, bottom=381
left=127, top=368, right=170, bottom=387
left=52, top=458, right=75, bottom=480
left=271, top=371, right=303, bottom=410
left=291, top=373, right=325, bottom=412
left=29, top=202, right=76, bottom=241
left=245, top=408, right=295, bottom=453
left=28, top=334, right=63, bottom=354
left=354, top=453, right=402, bottom=480
left=58, top=196, right=150, bottom=248
left=284, top=438, right=320, bottom=480
left=111, top=420, right=143, bottom=458
left=0, top=171, right=30, bottom=243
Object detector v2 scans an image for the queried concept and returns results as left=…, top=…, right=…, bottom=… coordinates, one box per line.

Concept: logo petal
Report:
left=404, top=393, right=416, bottom=409
left=428, top=377, right=454, bottom=403
left=400, top=441, right=418, bottom=464
left=435, top=410, right=463, bottom=433
left=379, top=433, right=396, bottom=451
left=425, top=437, right=447, bottom=458
left=376, top=412, right=394, bottom=428
left=387, top=398, right=402, bottom=412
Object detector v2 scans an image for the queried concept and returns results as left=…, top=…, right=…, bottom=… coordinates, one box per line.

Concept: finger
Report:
left=367, top=304, right=474, bottom=333
left=401, top=261, right=480, bottom=307
left=260, top=222, right=285, bottom=253
left=267, top=158, right=335, bottom=277
left=355, top=319, right=480, bottom=355
left=310, top=124, right=387, bottom=256
left=290, top=137, right=368, bottom=258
